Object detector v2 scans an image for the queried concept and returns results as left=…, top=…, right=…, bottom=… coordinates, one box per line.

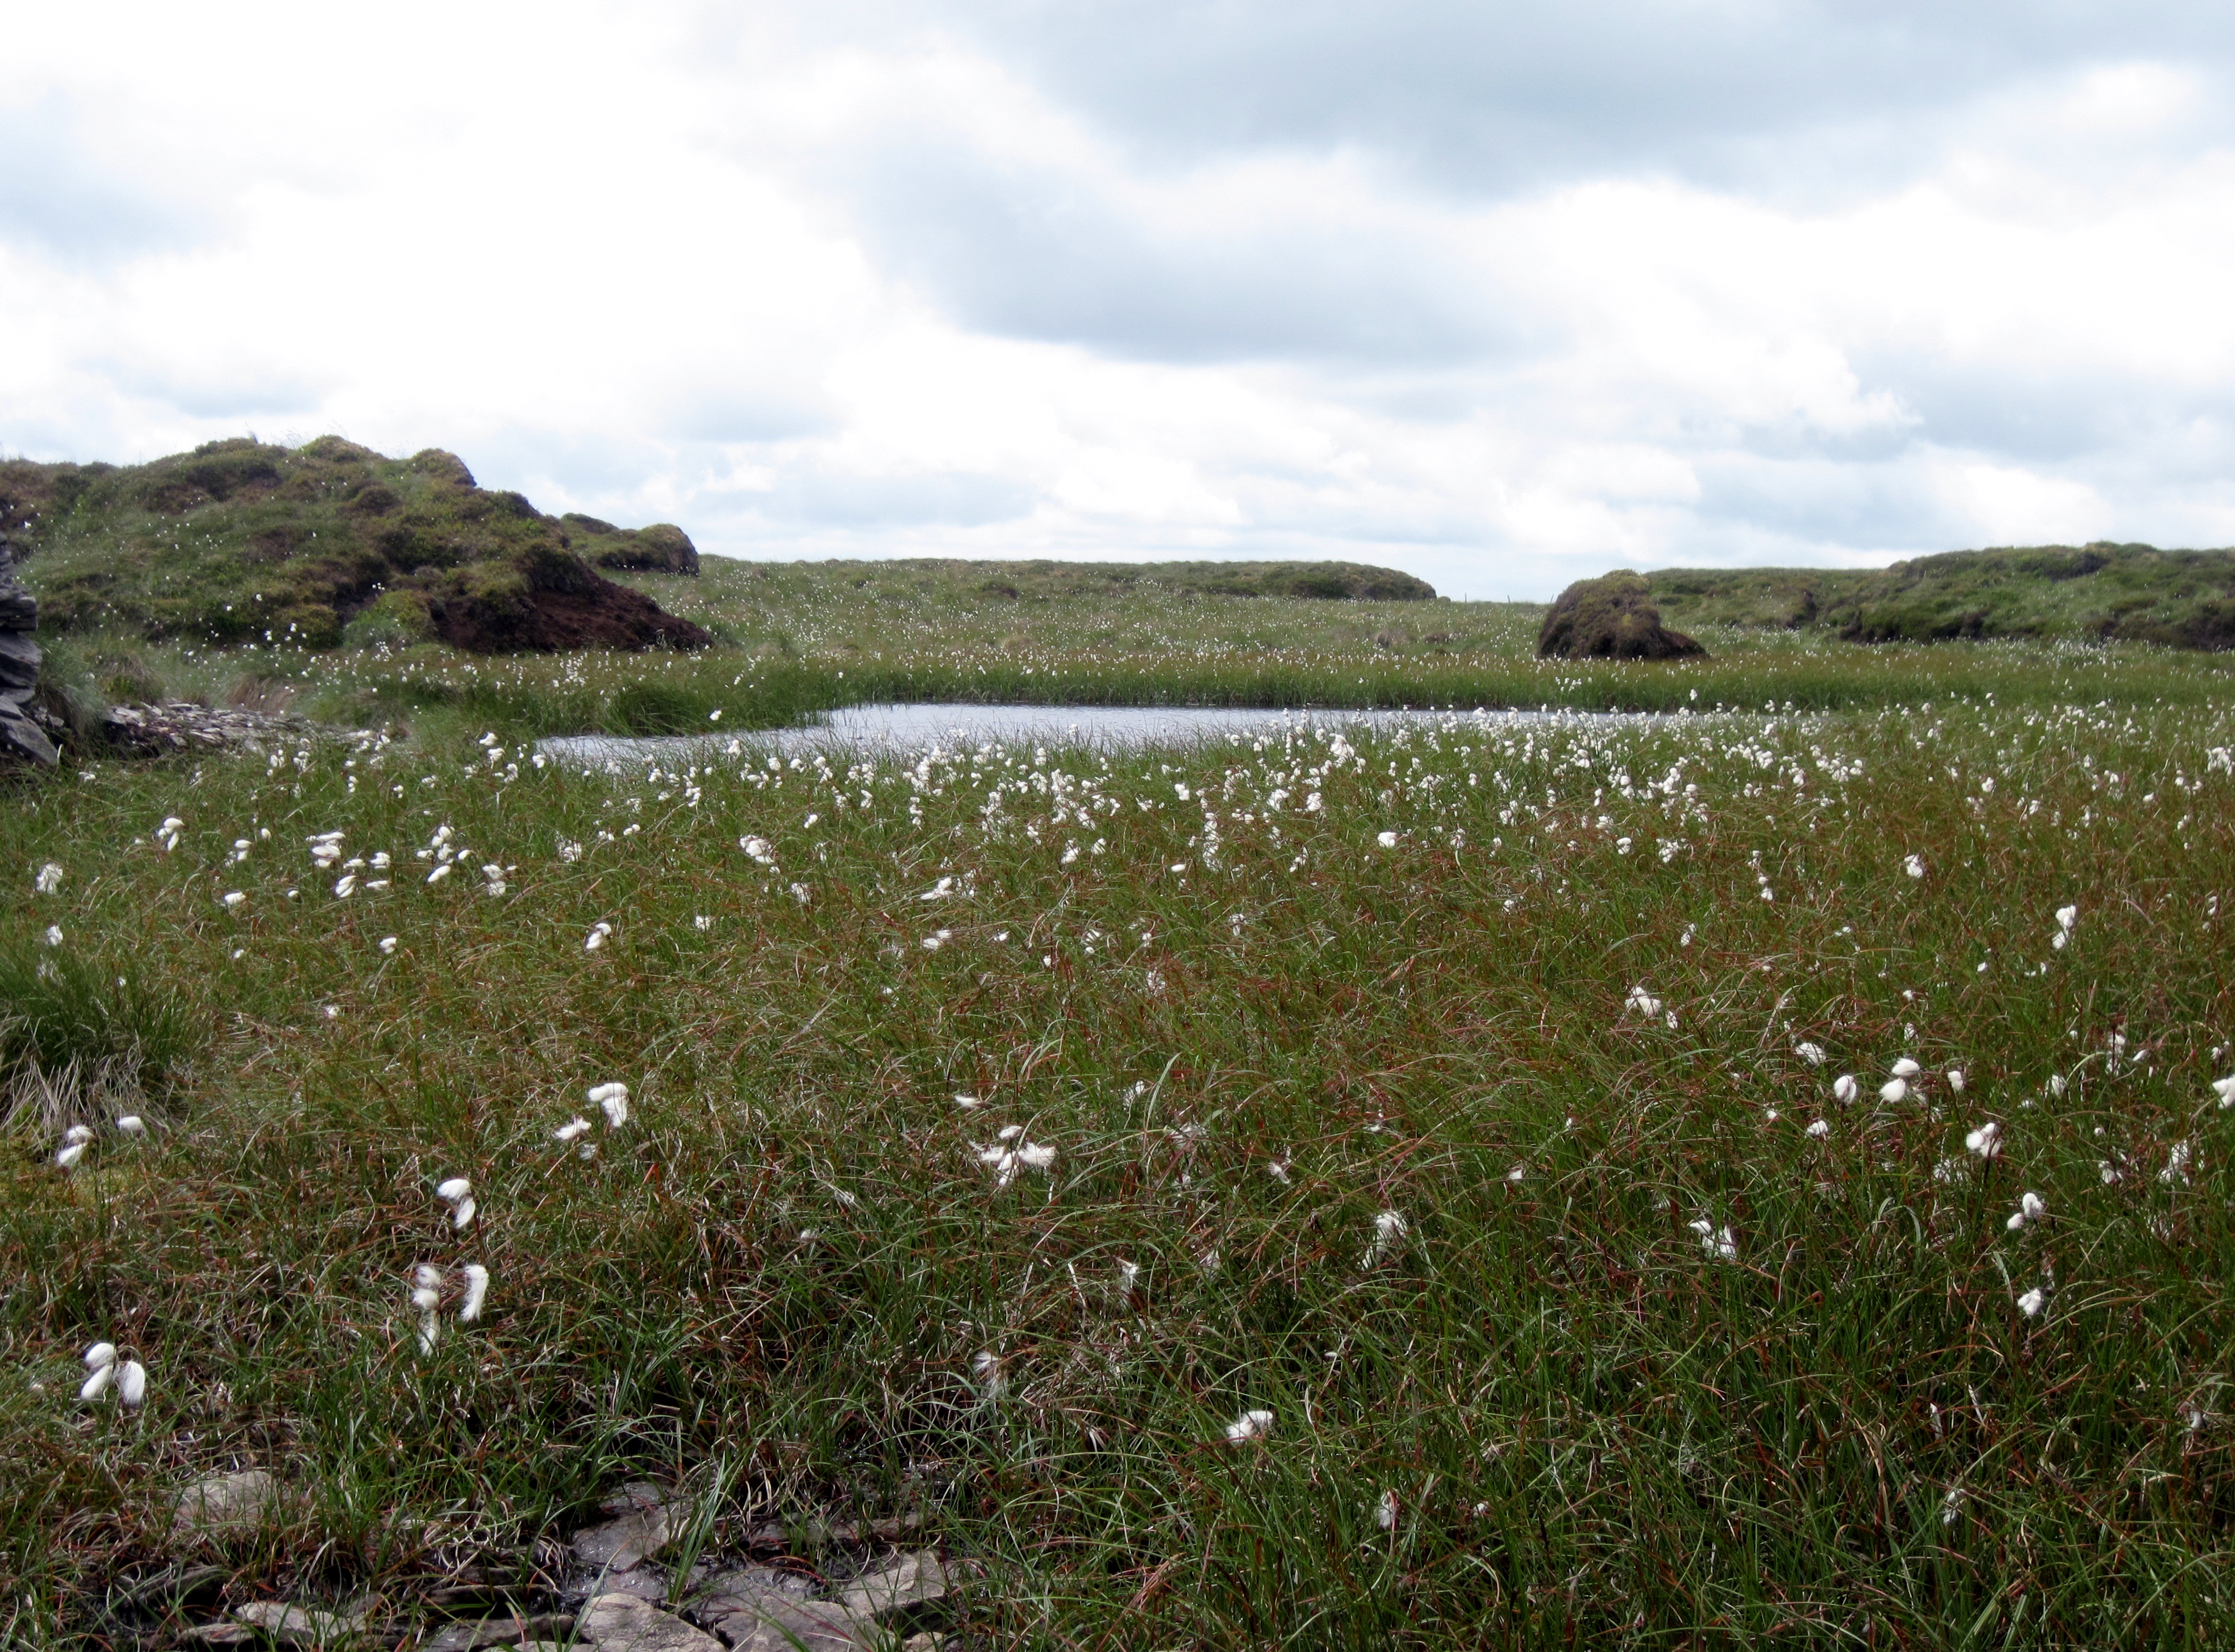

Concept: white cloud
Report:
left=3, top=0, right=2233, bottom=598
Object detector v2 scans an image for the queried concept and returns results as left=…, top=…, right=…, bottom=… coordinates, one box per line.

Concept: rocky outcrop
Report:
left=1537, top=569, right=1706, bottom=661
left=0, top=534, right=58, bottom=767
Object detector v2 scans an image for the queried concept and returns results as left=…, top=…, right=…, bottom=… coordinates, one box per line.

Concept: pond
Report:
left=537, top=702, right=1650, bottom=765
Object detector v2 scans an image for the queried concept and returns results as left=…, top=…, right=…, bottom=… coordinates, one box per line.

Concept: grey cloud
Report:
left=835, top=137, right=1524, bottom=364
left=935, top=0, right=2235, bottom=198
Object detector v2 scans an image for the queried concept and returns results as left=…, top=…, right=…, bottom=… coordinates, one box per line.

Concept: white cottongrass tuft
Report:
left=1624, top=985, right=1663, bottom=1019
left=585, top=921, right=613, bottom=952
left=457, top=1263, right=490, bottom=1324
left=80, top=1362, right=114, bottom=1401
left=588, top=1081, right=629, bottom=1127
left=1806, top=1119, right=1829, bottom=1139
left=435, top=1177, right=472, bottom=1203
left=116, top=1360, right=147, bottom=1408
left=222, top=891, right=246, bottom=910
left=379, top=936, right=398, bottom=955
left=2007, top=1191, right=2048, bottom=1231
left=554, top=1116, right=591, bottom=1142
left=110, top=1113, right=143, bottom=1138
left=1362, top=1208, right=1410, bottom=1267
left=1965, top=1121, right=2003, bottom=1159
left=35, top=862, right=63, bottom=895
left=1688, top=1219, right=1738, bottom=1263
left=1832, top=1074, right=1858, bottom=1104
left=2161, top=1138, right=2195, bottom=1186
left=976, top=1128, right=1057, bottom=1188
left=1375, top=1488, right=1399, bottom=1530
left=2056, top=904, right=2078, bottom=933
left=2213, top=1075, right=2235, bottom=1109
left=1376, top=831, right=1399, bottom=849
left=739, top=836, right=776, bottom=866
left=1794, top=1041, right=1827, bottom=1067
left=43, top=924, right=63, bottom=948
left=1903, top=854, right=1925, bottom=878
left=2017, top=1286, right=2046, bottom=1318
left=1225, top=1407, right=1275, bottom=1445
left=970, top=1349, right=1006, bottom=1399
left=1948, top=1068, right=1966, bottom=1094
left=1879, top=1078, right=1908, bottom=1105
left=1891, top=1058, right=1921, bottom=1079
left=84, top=1342, right=116, bottom=1372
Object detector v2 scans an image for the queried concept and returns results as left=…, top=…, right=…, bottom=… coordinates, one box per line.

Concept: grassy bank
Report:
left=5, top=655, right=2234, bottom=1643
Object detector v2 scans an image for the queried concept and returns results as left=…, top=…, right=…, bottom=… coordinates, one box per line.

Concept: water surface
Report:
left=539, top=702, right=1640, bottom=765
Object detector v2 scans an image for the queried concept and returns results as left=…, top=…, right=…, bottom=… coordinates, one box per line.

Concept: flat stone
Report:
left=423, top=1614, right=574, bottom=1651
left=230, top=1600, right=366, bottom=1645
left=172, top=1470, right=290, bottom=1541
left=577, top=1592, right=725, bottom=1651
left=565, top=1567, right=668, bottom=1605
left=836, top=1551, right=949, bottom=1619
left=573, top=1484, right=680, bottom=1570
left=178, top=1625, right=258, bottom=1646
left=701, top=1599, right=862, bottom=1652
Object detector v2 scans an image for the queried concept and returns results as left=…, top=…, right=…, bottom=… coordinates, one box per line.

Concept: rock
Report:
left=1536, top=570, right=1706, bottom=661
left=572, top=1481, right=682, bottom=1570
left=699, top=1598, right=861, bottom=1652
left=564, top=1568, right=669, bottom=1605
left=230, top=1599, right=366, bottom=1645
left=0, top=534, right=56, bottom=768
left=836, top=1551, right=949, bottom=1618
left=899, top=1636, right=948, bottom=1652
left=577, top=1593, right=727, bottom=1651
left=170, top=1470, right=291, bottom=1542
left=178, top=1624, right=258, bottom=1646
left=422, top=1614, right=574, bottom=1651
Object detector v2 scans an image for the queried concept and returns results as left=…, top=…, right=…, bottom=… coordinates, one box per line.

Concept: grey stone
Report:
left=230, top=1599, right=367, bottom=1645
left=423, top=1614, right=574, bottom=1651
left=0, top=631, right=36, bottom=689
left=577, top=1592, right=726, bottom=1651
left=836, top=1551, right=949, bottom=1618
left=178, top=1625, right=258, bottom=1646
left=700, top=1598, right=861, bottom=1652
left=573, top=1483, right=681, bottom=1570
left=171, top=1470, right=291, bottom=1541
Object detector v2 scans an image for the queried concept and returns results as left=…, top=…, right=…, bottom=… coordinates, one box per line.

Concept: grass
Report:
left=3, top=621, right=2234, bottom=1645
left=1649, top=544, right=2235, bottom=648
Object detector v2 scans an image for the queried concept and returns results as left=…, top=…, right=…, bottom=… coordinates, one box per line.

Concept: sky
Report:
left=5, top=2, right=2234, bottom=599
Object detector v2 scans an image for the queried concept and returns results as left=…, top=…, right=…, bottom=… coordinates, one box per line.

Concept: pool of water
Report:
left=537, top=702, right=1643, bottom=765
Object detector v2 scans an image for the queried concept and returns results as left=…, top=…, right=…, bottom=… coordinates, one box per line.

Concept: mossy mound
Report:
left=1537, top=570, right=1706, bottom=660
left=1648, top=544, right=2235, bottom=648
left=564, top=515, right=700, bottom=575
left=0, top=437, right=712, bottom=654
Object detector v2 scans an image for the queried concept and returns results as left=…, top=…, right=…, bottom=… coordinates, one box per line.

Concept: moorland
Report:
left=5, top=439, right=2235, bottom=1648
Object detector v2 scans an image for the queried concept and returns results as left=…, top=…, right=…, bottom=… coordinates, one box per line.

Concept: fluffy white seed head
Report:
left=554, top=1117, right=591, bottom=1142
left=1879, top=1079, right=1908, bottom=1105
left=1225, top=1408, right=1275, bottom=1444
left=1891, top=1058, right=1921, bottom=1079
left=1794, top=1041, right=1827, bottom=1067
left=80, top=1363, right=115, bottom=1402
left=458, top=1263, right=490, bottom=1324
left=83, top=1342, right=117, bottom=1371
left=2017, top=1287, right=2046, bottom=1318
left=1948, top=1069, right=1966, bottom=1094
left=115, top=1115, right=145, bottom=1136
left=1965, top=1121, right=2003, bottom=1158
left=435, top=1177, right=472, bottom=1204
left=1832, top=1074, right=1858, bottom=1104
left=451, top=1197, right=476, bottom=1230
left=116, top=1360, right=147, bottom=1408
left=1376, top=1488, right=1399, bottom=1530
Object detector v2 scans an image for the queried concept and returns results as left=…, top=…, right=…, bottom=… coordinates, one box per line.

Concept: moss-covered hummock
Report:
left=0, top=437, right=711, bottom=653
left=1537, top=570, right=1706, bottom=660
left=1648, top=543, right=2235, bottom=648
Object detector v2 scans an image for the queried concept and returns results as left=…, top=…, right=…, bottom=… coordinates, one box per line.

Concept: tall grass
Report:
left=3, top=663, right=2233, bottom=1644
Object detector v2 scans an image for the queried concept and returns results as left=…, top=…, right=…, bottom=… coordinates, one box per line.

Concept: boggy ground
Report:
left=4, top=640, right=2235, bottom=1647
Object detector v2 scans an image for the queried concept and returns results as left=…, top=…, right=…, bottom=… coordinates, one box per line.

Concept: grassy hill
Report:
left=1649, top=543, right=2235, bottom=648
left=0, top=437, right=710, bottom=653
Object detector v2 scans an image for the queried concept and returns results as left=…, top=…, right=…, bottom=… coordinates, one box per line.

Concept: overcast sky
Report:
left=6, top=1, right=2233, bottom=597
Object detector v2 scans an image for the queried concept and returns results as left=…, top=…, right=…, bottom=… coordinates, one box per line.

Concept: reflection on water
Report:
left=539, top=702, right=1646, bottom=765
